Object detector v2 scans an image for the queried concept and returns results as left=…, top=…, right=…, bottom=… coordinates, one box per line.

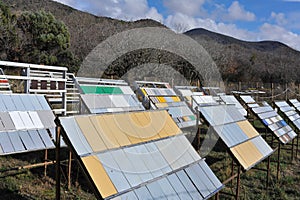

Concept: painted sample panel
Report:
left=59, top=110, right=223, bottom=199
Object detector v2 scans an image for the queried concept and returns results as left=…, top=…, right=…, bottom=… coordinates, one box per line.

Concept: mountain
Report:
left=185, top=28, right=300, bottom=83
left=2, top=0, right=300, bottom=83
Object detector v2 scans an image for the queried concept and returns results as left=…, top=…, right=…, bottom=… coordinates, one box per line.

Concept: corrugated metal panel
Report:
left=0, top=132, right=14, bottom=153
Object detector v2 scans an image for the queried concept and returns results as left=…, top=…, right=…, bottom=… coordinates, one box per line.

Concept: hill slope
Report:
left=185, top=28, right=300, bottom=83
left=2, top=0, right=300, bottom=83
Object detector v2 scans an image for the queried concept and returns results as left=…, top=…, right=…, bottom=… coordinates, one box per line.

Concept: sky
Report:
left=53, top=0, right=300, bottom=50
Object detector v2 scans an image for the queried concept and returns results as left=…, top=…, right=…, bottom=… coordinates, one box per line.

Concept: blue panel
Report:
left=97, top=152, right=131, bottom=193
left=28, top=130, right=45, bottom=149
left=19, top=131, right=36, bottom=150
left=157, top=177, right=180, bottom=200
left=198, top=160, right=223, bottom=189
left=36, top=95, right=51, bottom=110
left=11, top=95, right=26, bottom=111
left=185, top=163, right=215, bottom=198
left=0, top=132, right=14, bottom=153
left=146, top=181, right=166, bottom=199
left=167, top=173, right=192, bottom=200
left=60, top=117, right=92, bottom=156
left=1, top=95, right=16, bottom=111
left=30, top=95, right=43, bottom=110
left=38, top=129, right=55, bottom=148
left=134, top=186, right=154, bottom=200
left=21, top=95, right=35, bottom=110
left=8, top=131, right=25, bottom=152
left=110, top=191, right=138, bottom=200
left=176, top=170, right=203, bottom=200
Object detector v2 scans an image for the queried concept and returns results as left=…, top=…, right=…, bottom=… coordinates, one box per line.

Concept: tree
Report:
left=0, top=0, right=18, bottom=60
left=16, top=10, right=79, bottom=72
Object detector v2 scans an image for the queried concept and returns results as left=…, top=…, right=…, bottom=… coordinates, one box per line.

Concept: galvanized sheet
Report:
left=8, top=131, right=25, bottom=152
left=176, top=170, right=203, bottom=200
left=97, top=152, right=131, bottom=193
left=157, top=178, right=180, bottom=200
left=252, top=136, right=273, bottom=156
left=28, top=130, right=45, bottom=149
left=60, top=117, right=92, bottom=156
left=0, top=132, right=14, bottom=153
left=19, top=131, right=36, bottom=150
left=0, top=112, right=15, bottom=130
left=167, top=173, right=193, bottom=200
left=134, top=186, right=154, bottom=200
left=38, top=129, right=55, bottom=148
left=37, top=110, right=55, bottom=128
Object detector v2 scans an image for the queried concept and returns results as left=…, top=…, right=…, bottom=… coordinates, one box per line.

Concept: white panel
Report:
left=28, top=111, right=44, bottom=129
left=19, top=112, right=35, bottom=130
left=9, top=111, right=26, bottom=130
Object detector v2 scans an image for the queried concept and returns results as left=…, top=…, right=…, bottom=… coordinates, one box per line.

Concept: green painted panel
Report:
left=81, top=86, right=97, bottom=94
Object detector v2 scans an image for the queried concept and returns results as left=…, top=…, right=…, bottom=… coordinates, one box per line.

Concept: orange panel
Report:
left=237, top=121, right=259, bottom=138
left=90, top=116, right=119, bottom=149
left=82, top=156, right=117, bottom=198
left=171, top=96, right=180, bottom=102
left=75, top=116, right=107, bottom=152
left=102, top=114, right=131, bottom=147
left=231, top=140, right=263, bottom=170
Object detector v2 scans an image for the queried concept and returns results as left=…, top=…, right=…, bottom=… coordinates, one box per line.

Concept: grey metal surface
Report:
left=19, top=131, right=36, bottom=150
left=38, top=129, right=55, bottom=148
left=157, top=177, right=180, bottom=200
left=198, top=160, right=223, bottom=189
left=167, top=173, right=193, bottom=200
left=0, top=132, right=14, bottom=153
left=60, top=117, right=92, bottom=156
left=134, top=186, right=154, bottom=200
left=8, top=131, right=25, bottom=152
left=176, top=170, right=203, bottom=200
left=37, top=110, right=56, bottom=128
left=28, top=130, right=45, bottom=149
left=97, top=152, right=131, bottom=193
left=110, top=191, right=138, bottom=200
left=146, top=180, right=166, bottom=199
left=252, top=136, right=273, bottom=156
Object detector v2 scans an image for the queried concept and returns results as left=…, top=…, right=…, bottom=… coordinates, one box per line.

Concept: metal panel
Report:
left=176, top=170, right=203, bottom=200
left=19, top=112, right=35, bottom=130
left=28, top=130, right=45, bottom=149
left=110, top=149, right=143, bottom=187
left=157, top=177, right=180, bottom=200
left=134, top=186, right=154, bottom=200
left=0, top=96, right=6, bottom=111
left=82, top=155, right=117, bottom=198
left=21, top=95, right=35, bottom=110
left=185, top=164, right=213, bottom=198
left=146, top=181, right=166, bottom=199
left=97, top=152, right=131, bottom=193
left=198, top=160, right=223, bottom=189
left=0, top=132, right=14, bottom=153
left=144, top=142, right=172, bottom=174
left=28, top=111, right=44, bottom=129
left=29, top=95, right=44, bottom=110
left=167, top=173, right=193, bottom=200
left=240, top=95, right=255, bottom=104
left=36, top=95, right=51, bottom=110
left=11, top=95, right=26, bottom=111
left=0, top=112, right=15, bottom=130
left=37, top=110, right=55, bottom=128
left=19, top=131, right=36, bottom=150
left=252, top=136, right=273, bottom=156
left=60, top=117, right=93, bottom=156
left=110, top=95, right=129, bottom=108
left=123, top=146, right=154, bottom=183
left=9, top=111, right=26, bottom=130
left=110, top=191, right=138, bottom=200
left=1, top=95, right=16, bottom=111
left=38, top=129, right=55, bottom=148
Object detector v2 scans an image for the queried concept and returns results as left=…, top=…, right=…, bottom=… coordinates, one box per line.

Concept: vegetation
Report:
left=0, top=0, right=79, bottom=72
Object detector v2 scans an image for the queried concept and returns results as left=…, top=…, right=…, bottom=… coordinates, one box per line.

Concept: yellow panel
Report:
left=158, top=97, right=166, bottom=103
left=237, top=121, right=259, bottom=138
left=231, top=141, right=263, bottom=170
left=141, top=88, right=147, bottom=95
left=90, top=116, right=119, bottom=149
left=155, top=111, right=182, bottom=138
left=82, top=156, right=117, bottom=198
left=171, top=96, right=180, bottom=102
left=75, top=116, right=107, bottom=152
left=231, top=146, right=248, bottom=169
left=102, top=115, right=131, bottom=147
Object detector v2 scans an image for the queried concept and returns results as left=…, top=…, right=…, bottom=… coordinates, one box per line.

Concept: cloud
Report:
left=163, top=0, right=206, bottom=16
left=165, top=13, right=256, bottom=40
left=259, top=23, right=300, bottom=50
left=227, top=1, right=255, bottom=21
left=270, top=12, right=287, bottom=26
left=54, top=0, right=163, bottom=22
